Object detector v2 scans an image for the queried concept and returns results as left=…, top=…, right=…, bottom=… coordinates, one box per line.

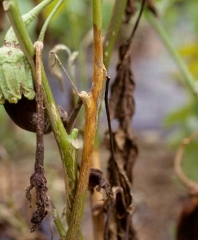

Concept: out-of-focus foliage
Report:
left=179, top=44, right=198, bottom=80
left=162, top=0, right=198, bottom=181
left=35, top=0, right=113, bottom=49
left=1, top=0, right=114, bottom=50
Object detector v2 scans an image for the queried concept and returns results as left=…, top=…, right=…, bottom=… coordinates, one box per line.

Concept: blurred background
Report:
left=0, top=0, right=198, bottom=239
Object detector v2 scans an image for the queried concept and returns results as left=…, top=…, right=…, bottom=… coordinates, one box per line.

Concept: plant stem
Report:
left=146, top=10, right=198, bottom=102
left=51, top=202, right=67, bottom=238
left=103, top=0, right=127, bottom=69
left=38, top=0, right=64, bottom=42
left=4, top=0, right=77, bottom=232
left=3, top=0, right=34, bottom=65
left=65, top=0, right=105, bottom=239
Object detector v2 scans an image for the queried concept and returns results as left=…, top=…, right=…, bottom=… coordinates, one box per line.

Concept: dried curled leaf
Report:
left=124, top=0, right=137, bottom=23
left=124, top=0, right=157, bottom=24
left=109, top=48, right=135, bottom=132
left=106, top=30, right=138, bottom=240
left=146, top=0, right=158, bottom=16
left=177, top=196, right=198, bottom=240
left=89, top=168, right=111, bottom=197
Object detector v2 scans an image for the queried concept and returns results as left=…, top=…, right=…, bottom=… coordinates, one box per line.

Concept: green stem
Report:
left=146, top=10, right=198, bottom=101
left=103, top=0, right=127, bottom=69
left=4, top=0, right=77, bottom=234
left=51, top=203, right=66, bottom=238
left=3, top=0, right=34, bottom=64
left=39, top=0, right=64, bottom=42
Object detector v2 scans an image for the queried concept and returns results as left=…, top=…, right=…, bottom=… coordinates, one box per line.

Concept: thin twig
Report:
left=50, top=52, right=79, bottom=95
left=66, top=97, right=83, bottom=134
left=174, top=129, right=198, bottom=195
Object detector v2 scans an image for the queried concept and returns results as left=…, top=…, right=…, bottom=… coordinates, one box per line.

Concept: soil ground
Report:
left=133, top=131, right=185, bottom=240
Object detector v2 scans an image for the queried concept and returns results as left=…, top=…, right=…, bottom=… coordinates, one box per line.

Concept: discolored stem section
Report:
left=66, top=0, right=106, bottom=239
left=34, top=41, right=44, bottom=173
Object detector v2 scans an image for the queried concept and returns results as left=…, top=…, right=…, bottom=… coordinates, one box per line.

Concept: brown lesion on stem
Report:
left=66, top=13, right=106, bottom=239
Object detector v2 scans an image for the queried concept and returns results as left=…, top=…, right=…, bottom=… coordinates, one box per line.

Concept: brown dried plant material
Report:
left=109, top=45, right=135, bottom=134
left=26, top=173, right=50, bottom=232
left=146, top=0, right=158, bottom=16
left=124, top=0, right=136, bottom=23
left=0, top=0, right=5, bottom=31
left=176, top=196, right=198, bottom=240
left=106, top=44, right=138, bottom=240
left=104, top=0, right=149, bottom=238
left=88, top=168, right=111, bottom=196
left=124, top=0, right=157, bottom=23
left=26, top=42, right=50, bottom=232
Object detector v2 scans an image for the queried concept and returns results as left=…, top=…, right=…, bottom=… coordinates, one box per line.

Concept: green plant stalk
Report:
left=51, top=203, right=66, bottom=238
left=146, top=10, right=198, bottom=102
left=39, top=0, right=64, bottom=42
left=41, top=67, right=78, bottom=223
left=103, top=0, right=127, bottom=69
left=4, top=0, right=77, bottom=231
